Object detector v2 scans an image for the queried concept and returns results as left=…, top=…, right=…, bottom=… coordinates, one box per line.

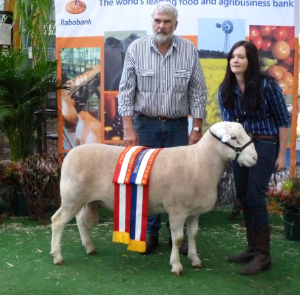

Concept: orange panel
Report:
left=181, top=35, right=197, bottom=47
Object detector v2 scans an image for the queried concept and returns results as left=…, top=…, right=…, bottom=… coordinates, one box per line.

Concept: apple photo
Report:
left=249, top=25, right=295, bottom=92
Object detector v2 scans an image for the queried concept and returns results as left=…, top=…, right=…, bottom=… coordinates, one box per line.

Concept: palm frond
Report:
left=0, top=49, right=61, bottom=160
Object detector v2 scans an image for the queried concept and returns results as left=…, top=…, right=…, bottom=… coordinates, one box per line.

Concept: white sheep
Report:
left=51, top=121, right=257, bottom=275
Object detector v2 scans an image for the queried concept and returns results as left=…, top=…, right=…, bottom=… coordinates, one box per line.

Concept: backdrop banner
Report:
left=55, top=0, right=299, bottom=173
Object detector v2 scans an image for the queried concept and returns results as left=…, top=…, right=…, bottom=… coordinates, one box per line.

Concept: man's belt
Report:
left=143, top=115, right=184, bottom=122
left=154, top=116, right=169, bottom=122
left=137, top=114, right=187, bottom=122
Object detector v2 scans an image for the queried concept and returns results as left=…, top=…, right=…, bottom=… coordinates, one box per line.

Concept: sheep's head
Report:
left=210, top=122, right=257, bottom=167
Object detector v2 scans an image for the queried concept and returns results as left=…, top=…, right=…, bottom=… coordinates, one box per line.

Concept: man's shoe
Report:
left=140, top=235, right=159, bottom=254
left=168, top=236, right=188, bottom=255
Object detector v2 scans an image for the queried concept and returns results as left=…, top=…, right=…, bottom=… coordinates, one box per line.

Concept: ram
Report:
left=51, top=121, right=257, bottom=275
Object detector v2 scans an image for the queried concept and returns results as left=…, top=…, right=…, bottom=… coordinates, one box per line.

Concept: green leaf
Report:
left=281, top=179, right=294, bottom=191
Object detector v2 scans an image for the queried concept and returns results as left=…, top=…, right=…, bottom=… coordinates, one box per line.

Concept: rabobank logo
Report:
left=65, top=0, right=86, bottom=14
left=62, top=0, right=91, bottom=26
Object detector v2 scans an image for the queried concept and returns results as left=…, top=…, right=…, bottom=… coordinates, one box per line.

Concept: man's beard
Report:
left=154, top=31, right=173, bottom=45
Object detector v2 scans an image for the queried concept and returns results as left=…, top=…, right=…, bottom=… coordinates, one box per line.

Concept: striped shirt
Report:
left=118, top=35, right=207, bottom=118
left=218, top=79, right=291, bottom=135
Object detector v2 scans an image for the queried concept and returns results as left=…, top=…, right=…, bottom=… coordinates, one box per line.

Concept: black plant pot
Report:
left=283, top=212, right=300, bottom=241
left=12, top=191, right=28, bottom=217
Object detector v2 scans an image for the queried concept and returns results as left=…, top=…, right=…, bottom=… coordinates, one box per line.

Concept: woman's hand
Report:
left=274, top=155, right=286, bottom=172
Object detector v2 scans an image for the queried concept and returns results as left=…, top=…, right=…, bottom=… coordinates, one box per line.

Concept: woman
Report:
left=218, top=41, right=290, bottom=275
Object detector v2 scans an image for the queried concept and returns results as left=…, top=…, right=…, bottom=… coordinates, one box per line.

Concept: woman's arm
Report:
left=274, top=127, right=289, bottom=172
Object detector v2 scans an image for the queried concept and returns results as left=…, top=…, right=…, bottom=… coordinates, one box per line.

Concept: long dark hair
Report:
left=220, top=40, right=273, bottom=111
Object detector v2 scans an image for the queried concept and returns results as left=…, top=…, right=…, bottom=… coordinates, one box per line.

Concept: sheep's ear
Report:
left=217, top=128, right=231, bottom=143
left=221, top=133, right=231, bottom=142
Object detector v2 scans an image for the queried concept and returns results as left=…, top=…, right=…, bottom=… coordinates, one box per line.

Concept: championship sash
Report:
left=112, top=146, right=162, bottom=252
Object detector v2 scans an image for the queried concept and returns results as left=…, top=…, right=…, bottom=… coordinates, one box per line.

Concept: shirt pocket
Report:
left=136, top=69, right=155, bottom=92
left=172, top=69, right=190, bottom=93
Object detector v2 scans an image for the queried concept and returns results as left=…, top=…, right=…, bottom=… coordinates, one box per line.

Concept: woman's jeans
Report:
left=134, top=115, right=189, bottom=237
left=233, top=138, right=279, bottom=233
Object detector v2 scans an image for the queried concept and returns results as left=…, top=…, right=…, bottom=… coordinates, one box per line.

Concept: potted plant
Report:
left=267, top=177, right=300, bottom=241
left=0, top=1, right=63, bottom=218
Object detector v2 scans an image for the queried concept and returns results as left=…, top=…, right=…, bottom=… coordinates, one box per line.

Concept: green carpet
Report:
left=0, top=208, right=299, bottom=295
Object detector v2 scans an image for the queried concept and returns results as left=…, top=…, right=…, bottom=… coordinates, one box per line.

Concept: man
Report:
left=118, top=3, right=207, bottom=255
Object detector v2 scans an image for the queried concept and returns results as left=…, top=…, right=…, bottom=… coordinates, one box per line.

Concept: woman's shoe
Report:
left=240, top=226, right=272, bottom=275
left=227, top=224, right=255, bottom=263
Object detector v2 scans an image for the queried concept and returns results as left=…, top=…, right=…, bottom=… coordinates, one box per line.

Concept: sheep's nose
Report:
left=253, top=155, right=258, bottom=161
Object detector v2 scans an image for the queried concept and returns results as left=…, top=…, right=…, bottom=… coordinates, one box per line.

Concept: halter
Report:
left=209, top=129, right=253, bottom=161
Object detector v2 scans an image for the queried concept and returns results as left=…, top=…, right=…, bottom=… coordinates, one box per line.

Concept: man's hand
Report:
left=123, top=128, right=139, bottom=146
left=122, top=116, right=138, bottom=146
left=190, top=118, right=203, bottom=145
left=189, top=130, right=202, bottom=145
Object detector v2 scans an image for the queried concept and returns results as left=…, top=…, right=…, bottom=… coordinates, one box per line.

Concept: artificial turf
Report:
left=0, top=208, right=299, bottom=295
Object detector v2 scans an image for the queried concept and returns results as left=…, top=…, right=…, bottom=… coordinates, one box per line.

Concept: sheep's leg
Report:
left=168, top=214, right=186, bottom=276
left=186, top=215, right=202, bottom=269
left=51, top=204, right=79, bottom=265
left=76, top=204, right=98, bottom=255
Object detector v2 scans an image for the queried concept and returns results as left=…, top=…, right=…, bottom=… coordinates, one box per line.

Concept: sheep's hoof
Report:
left=87, top=250, right=98, bottom=256
left=171, top=270, right=183, bottom=276
left=54, top=260, right=65, bottom=265
left=193, top=263, right=203, bottom=269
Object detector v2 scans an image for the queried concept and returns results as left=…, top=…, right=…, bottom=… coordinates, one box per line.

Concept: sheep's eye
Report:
left=231, top=136, right=241, bottom=144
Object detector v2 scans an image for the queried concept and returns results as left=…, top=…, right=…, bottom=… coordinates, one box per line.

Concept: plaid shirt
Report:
left=118, top=35, right=207, bottom=119
left=218, top=79, right=290, bottom=135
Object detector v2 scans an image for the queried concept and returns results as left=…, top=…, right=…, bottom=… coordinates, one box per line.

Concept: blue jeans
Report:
left=134, top=115, right=189, bottom=237
left=233, top=138, right=279, bottom=233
